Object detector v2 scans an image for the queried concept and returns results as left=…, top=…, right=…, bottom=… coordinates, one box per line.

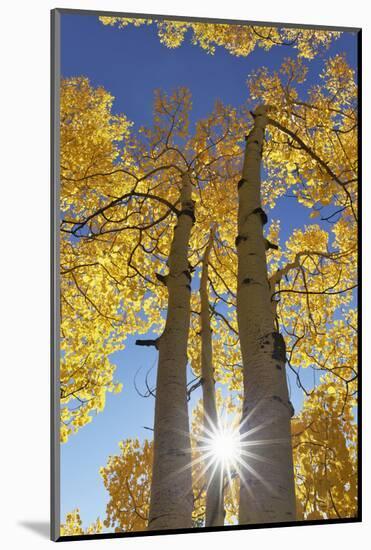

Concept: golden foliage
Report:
left=100, top=439, right=152, bottom=532
left=248, top=54, right=357, bottom=216
left=60, top=509, right=103, bottom=536
left=60, top=78, right=134, bottom=441
left=292, top=376, right=357, bottom=520
left=99, top=17, right=340, bottom=59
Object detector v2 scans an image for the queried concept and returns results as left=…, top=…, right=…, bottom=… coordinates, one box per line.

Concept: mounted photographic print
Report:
left=51, top=8, right=361, bottom=541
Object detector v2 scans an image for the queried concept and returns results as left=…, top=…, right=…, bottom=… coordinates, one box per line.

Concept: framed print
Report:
left=51, top=8, right=361, bottom=541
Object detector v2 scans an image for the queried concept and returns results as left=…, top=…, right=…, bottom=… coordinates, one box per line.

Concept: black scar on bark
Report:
left=238, top=178, right=247, bottom=190
left=249, top=110, right=265, bottom=120
left=272, top=395, right=284, bottom=404
left=252, top=207, right=268, bottom=225
left=235, top=235, right=247, bottom=247
left=155, top=273, right=168, bottom=285
left=178, top=209, right=196, bottom=224
left=167, top=449, right=188, bottom=457
left=259, top=333, right=268, bottom=349
left=242, top=277, right=254, bottom=285
left=272, top=332, right=286, bottom=363
left=272, top=395, right=294, bottom=416
left=182, top=270, right=192, bottom=282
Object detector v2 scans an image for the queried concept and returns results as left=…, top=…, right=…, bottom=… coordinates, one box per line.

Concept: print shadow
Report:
left=18, top=521, right=49, bottom=539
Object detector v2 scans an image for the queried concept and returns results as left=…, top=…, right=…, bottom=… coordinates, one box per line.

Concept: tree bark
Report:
left=236, top=106, right=296, bottom=524
left=146, top=173, right=195, bottom=530
left=199, top=225, right=225, bottom=527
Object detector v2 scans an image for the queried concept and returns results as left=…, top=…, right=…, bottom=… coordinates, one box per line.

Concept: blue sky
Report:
left=60, top=13, right=357, bottom=529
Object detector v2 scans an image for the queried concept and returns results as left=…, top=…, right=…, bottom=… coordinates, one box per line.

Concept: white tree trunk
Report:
left=236, top=106, right=296, bottom=524
left=200, top=225, right=225, bottom=527
left=147, top=173, right=195, bottom=530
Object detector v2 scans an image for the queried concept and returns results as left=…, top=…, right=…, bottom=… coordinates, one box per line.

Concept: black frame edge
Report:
left=356, top=27, right=362, bottom=523
left=56, top=516, right=361, bottom=542
left=51, top=7, right=61, bottom=543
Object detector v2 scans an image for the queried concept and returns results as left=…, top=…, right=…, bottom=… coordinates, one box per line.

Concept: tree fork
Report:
left=147, top=172, right=195, bottom=531
left=236, top=105, right=296, bottom=524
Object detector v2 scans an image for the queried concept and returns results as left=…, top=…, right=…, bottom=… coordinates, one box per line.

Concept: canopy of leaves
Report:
left=99, top=17, right=340, bottom=59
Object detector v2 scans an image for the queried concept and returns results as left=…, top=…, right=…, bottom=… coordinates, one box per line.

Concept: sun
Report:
left=188, top=416, right=244, bottom=512
left=192, top=413, right=244, bottom=481
left=168, top=406, right=278, bottom=509
left=208, top=426, right=240, bottom=466
left=188, top=409, right=277, bottom=497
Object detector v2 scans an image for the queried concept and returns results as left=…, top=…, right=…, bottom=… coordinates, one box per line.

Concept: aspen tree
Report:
left=199, top=225, right=225, bottom=526
left=137, top=172, right=195, bottom=530
left=236, top=106, right=296, bottom=524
